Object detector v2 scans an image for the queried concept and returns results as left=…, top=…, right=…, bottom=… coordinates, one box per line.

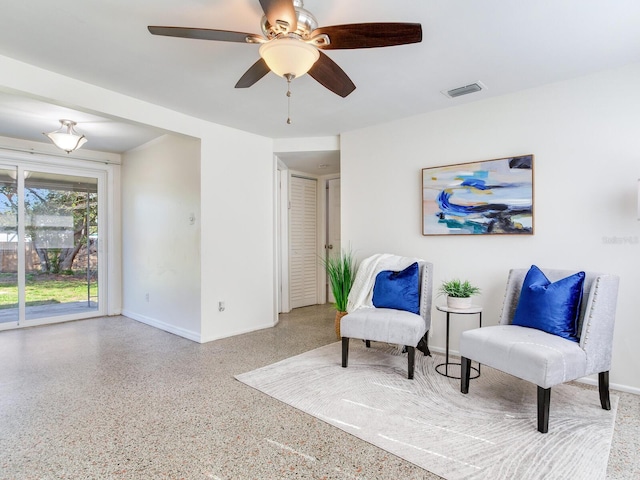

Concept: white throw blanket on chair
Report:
left=346, top=253, right=422, bottom=313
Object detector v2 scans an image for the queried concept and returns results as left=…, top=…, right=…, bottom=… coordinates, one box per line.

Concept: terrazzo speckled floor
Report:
left=237, top=342, right=618, bottom=479
left=1, top=305, right=639, bottom=479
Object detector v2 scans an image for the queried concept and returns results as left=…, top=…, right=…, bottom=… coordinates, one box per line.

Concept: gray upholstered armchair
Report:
left=340, top=255, right=433, bottom=379
left=460, top=267, right=619, bottom=433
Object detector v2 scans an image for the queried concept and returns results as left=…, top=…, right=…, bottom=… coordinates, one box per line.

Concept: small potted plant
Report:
left=438, top=278, right=481, bottom=309
left=322, top=250, right=357, bottom=339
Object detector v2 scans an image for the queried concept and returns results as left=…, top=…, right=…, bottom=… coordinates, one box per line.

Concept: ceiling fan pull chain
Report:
left=285, top=73, right=294, bottom=124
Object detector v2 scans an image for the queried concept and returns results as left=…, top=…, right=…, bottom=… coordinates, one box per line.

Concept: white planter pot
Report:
left=447, top=296, right=472, bottom=309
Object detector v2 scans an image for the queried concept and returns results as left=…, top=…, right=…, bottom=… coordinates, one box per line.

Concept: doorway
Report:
left=0, top=164, right=104, bottom=328
left=325, top=178, right=341, bottom=304
left=289, top=175, right=318, bottom=309
left=278, top=172, right=341, bottom=312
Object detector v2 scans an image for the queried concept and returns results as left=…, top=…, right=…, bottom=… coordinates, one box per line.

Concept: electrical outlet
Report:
left=218, top=301, right=225, bottom=312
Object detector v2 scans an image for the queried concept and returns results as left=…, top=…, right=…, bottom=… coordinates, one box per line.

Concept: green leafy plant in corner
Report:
left=438, top=279, right=481, bottom=298
left=322, top=250, right=357, bottom=312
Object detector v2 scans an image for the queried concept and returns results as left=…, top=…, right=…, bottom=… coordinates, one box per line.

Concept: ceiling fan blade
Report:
left=259, top=0, right=297, bottom=32
left=307, top=52, right=356, bottom=98
left=312, top=23, right=422, bottom=50
left=148, top=26, right=261, bottom=43
left=235, top=58, right=271, bottom=88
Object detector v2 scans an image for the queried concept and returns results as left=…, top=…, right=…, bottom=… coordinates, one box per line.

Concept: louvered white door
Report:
left=290, top=176, right=318, bottom=308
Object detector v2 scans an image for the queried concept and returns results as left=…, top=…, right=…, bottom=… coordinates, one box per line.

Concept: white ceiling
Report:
left=0, top=1, right=639, bottom=162
left=0, top=91, right=166, bottom=154
left=276, top=150, right=340, bottom=175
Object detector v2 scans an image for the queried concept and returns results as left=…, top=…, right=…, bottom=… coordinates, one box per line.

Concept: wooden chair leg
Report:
left=407, top=346, right=415, bottom=379
left=341, top=337, right=349, bottom=368
left=461, top=356, right=471, bottom=394
left=599, top=371, right=611, bottom=410
left=417, top=331, right=431, bottom=357
left=537, top=386, right=551, bottom=433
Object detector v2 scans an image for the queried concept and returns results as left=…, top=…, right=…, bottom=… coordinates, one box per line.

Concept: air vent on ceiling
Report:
left=442, top=82, right=486, bottom=99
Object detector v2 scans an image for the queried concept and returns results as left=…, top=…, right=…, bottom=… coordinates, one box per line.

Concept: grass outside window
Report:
left=0, top=273, right=97, bottom=309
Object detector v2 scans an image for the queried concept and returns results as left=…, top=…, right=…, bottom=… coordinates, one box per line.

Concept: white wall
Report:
left=200, top=127, right=276, bottom=342
left=121, top=134, right=202, bottom=340
left=341, top=63, right=640, bottom=392
left=273, top=136, right=340, bottom=153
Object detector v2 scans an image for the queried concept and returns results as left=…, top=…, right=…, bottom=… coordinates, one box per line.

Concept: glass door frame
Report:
left=0, top=159, right=107, bottom=329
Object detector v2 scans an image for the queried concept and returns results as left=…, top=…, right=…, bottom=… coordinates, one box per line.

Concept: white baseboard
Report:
left=122, top=310, right=201, bottom=343
left=199, top=320, right=277, bottom=344
left=576, top=377, right=640, bottom=395
left=121, top=310, right=276, bottom=345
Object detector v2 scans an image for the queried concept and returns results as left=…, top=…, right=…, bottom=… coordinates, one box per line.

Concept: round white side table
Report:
left=435, top=304, right=482, bottom=379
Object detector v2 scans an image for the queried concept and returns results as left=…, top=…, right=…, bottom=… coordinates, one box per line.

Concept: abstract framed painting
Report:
left=422, top=155, right=534, bottom=235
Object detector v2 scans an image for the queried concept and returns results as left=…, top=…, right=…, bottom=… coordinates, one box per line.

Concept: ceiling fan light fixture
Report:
left=259, top=37, right=319, bottom=78
left=44, top=119, right=88, bottom=153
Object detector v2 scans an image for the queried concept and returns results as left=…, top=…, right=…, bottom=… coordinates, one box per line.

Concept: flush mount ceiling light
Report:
left=43, top=119, right=88, bottom=153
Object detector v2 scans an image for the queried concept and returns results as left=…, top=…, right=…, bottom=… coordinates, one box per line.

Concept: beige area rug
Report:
left=236, top=341, right=618, bottom=480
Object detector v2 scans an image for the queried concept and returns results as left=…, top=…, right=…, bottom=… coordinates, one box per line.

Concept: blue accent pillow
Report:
left=372, top=262, right=420, bottom=314
left=512, top=265, right=585, bottom=342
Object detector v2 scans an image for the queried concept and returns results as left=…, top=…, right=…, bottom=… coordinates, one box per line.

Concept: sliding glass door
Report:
left=23, top=171, right=99, bottom=320
left=0, top=168, right=18, bottom=324
left=0, top=164, right=103, bottom=327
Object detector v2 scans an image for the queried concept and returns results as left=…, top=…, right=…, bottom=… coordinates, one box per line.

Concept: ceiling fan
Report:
left=148, top=0, right=422, bottom=98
